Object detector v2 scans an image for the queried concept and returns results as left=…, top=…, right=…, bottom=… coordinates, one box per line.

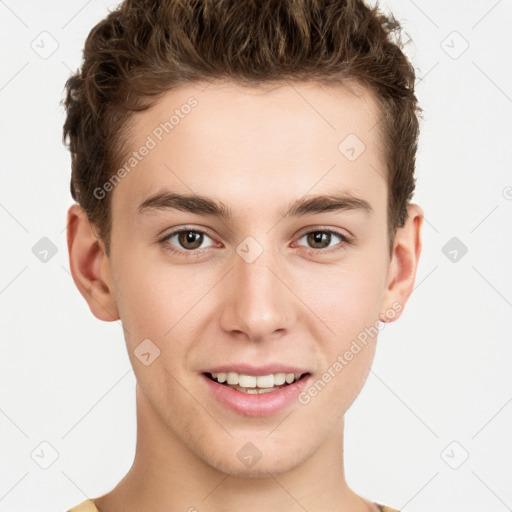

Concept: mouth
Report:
left=203, top=371, right=310, bottom=394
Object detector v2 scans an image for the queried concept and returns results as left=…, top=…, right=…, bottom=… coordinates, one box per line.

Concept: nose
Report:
left=219, top=238, right=296, bottom=342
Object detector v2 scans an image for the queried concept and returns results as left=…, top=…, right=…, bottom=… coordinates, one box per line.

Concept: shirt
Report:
left=67, top=498, right=401, bottom=512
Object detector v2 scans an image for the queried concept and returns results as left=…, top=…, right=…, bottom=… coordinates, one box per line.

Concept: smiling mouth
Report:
left=204, top=371, right=310, bottom=394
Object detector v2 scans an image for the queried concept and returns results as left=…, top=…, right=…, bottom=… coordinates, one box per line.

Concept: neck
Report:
left=94, top=384, right=377, bottom=512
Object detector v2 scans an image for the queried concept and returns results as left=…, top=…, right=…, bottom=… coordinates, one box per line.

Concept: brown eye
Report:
left=297, top=230, right=346, bottom=250
left=162, top=228, right=216, bottom=254
left=177, top=230, right=204, bottom=250
left=306, top=231, right=333, bottom=249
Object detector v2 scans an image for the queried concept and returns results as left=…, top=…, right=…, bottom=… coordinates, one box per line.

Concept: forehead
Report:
left=112, top=80, right=387, bottom=218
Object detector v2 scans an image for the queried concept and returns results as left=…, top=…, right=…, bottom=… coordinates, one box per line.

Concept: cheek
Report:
left=299, top=265, right=385, bottom=413
left=311, top=257, right=387, bottom=338
left=303, top=256, right=386, bottom=393
left=109, top=251, right=175, bottom=343
left=111, top=253, right=213, bottom=355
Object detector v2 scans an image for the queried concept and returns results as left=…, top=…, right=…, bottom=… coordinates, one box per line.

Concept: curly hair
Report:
left=62, top=0, right=421, bottom=257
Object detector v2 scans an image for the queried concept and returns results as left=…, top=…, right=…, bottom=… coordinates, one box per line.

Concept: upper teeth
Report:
left=210, top=372, right=304, bottom=388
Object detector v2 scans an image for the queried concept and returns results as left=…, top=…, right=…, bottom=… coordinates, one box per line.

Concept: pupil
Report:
left=309, top=231, right=330, bottom=248
left=179, top=231, right=202, bottom=249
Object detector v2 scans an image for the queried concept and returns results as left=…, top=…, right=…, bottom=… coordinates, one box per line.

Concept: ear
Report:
left=66, top=204, right=120, bottom=322
left=380, top=203, right=423, bottom=322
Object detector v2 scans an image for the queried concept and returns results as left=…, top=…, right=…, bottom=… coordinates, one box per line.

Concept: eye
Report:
left=295, top=229, right=350, bottom=253
left=159, top=227, right=351, bottom=258
left=160, top=228, right=217, bottom=256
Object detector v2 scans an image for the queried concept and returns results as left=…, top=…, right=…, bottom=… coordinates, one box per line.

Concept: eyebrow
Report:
left=137, top=189, right=373, bottom=218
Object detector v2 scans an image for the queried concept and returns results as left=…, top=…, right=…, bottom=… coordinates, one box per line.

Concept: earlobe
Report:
left=380, top=203, right=424, bottom=322
left=66, top=204, right=120, bottom=322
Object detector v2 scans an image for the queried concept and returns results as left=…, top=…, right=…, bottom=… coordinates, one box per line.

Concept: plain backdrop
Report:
left=1, top=1, right=511, bottom=511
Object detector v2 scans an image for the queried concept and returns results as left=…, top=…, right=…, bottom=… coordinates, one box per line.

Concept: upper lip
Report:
left=201, top=363, right=310, bottom=376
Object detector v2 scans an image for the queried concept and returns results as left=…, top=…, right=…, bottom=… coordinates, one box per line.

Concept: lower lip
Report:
left=201, top=373, right=311, bottom=417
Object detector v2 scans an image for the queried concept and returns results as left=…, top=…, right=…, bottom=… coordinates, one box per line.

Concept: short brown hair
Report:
left=62, top=0, right=421, bottom=257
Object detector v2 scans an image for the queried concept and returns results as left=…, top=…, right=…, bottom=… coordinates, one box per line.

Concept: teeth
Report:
left=209, top=371, right=305, bottom=388
left=256, top=374, right=274, bottom=388
left=273, top=373, right=286, bottom=385
left=236, top=386, right=278, bottom=394
left=227, top=372, right=239, bottom=385
left=239, top=374, right=257, bottom=387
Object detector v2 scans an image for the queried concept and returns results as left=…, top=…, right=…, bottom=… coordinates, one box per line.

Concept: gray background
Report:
left=1, top=1, right=511, bottom=511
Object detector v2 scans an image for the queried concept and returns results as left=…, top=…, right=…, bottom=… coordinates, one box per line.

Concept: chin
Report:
left=201, top=440, right=307, bottom=478
left=207, top=457, right=299, bottom=479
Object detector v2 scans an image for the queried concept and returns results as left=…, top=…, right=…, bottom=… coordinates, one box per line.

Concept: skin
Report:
left=67, top=81, right=423, bottom=512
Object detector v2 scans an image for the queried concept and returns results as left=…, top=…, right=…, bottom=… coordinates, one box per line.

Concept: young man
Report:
left=63, top=1, right=423, bottom=511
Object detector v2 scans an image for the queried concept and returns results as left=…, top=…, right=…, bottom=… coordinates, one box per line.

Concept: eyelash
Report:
left=158, top=226, right=352, bottom=258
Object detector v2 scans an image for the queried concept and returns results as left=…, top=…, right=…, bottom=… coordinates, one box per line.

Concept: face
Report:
left=73, top=81, right=417, bottom=477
